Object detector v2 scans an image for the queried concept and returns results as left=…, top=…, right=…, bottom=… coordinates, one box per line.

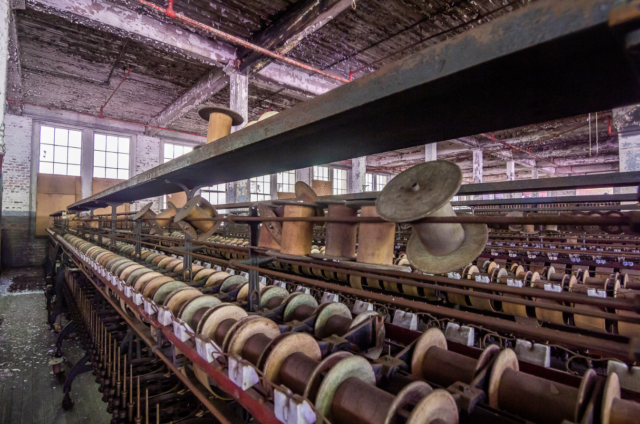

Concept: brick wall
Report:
left=131, top=135, right=161, bottom=212
left=1, top=114, right=47, bottom=268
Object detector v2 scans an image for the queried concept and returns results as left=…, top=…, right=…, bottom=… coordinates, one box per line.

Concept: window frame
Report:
left=93, top=131, right=133, bottom=180
left=162, top=140, right=195, bottom=164
left=250, top=175, right=272, bottom=202
left=37, top=124, right=83, bottom=177
left=277, top=170, right=296, bottom=193
left=200, top=183, right=228, bottom=206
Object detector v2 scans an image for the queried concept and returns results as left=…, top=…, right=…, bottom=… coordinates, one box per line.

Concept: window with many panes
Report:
left=39, top=126, right=82, bottom=176
left=277, top=171, right=295, bottom=193
left=250, top=175, right=271, bottom=201
left=333, top=168, right=348, bottom=195
left=163, top=142, right=193, bottom=163
left=376, top=174, right=388, bottom=191
left=365, top=173, right=374, bottom=191
left=93, top=133, right=130, bottom=179
left=201, top=184, right=227, bottom=205
left=313, top=166, right=329, bottom=181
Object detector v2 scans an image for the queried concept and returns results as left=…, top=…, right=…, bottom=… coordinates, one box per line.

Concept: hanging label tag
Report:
left=544, top=283, right=562, bottom=292
left=241, top=272, right=249, bottom=278
left=507, top=279, right=523, bottom=288
left=260, top=276, right=267, bottom=284
left=274, top=280, right=287, bottom=288
left=587, top=288, right=607, bottom=298
left=475, top=275, right=490, bottom=283
left=447, top=272, right=461, bottom=280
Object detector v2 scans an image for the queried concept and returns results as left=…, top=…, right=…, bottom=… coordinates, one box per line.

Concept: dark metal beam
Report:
left=68, top=0, right=640, bottom=210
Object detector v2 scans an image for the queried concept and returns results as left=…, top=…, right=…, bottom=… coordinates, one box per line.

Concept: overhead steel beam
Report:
left=68, top=0, right=640, bottom=210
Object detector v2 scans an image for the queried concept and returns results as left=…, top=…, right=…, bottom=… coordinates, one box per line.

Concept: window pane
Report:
left=175, top=145, right=183, bottom=156
left=106, top=136, right=118, bottom=152
left=94, top=167, right=105, bottom=178
left=69, top=130, right=82, bottom=148
left=40, top=144, right=53, bottom=162
left=164, top=143, right=173, bottom=160
left=39, top=162, right=53, bottom=174
left=94, top=151, right=105, bottom=167
left=68, top=148, right=81, bottom=165
left=118, top=153, right=129, bottom=169
left=54, top=145, right=68, bottom=164
left=53, top=163, right=67, bottom=175
left=184, top=146, right=193, bottom=154
left=41, top=126, right=55, bottom=144
left=106, top=152, right=118, bottom=167
left=118, top=169, right=129, bottom=180
left=105, top=168, right=118, bottom=179
left=95, top=134, right=106, bottom=151
left=54, top=128, right=68, bottom=146
left=68, top=164, right=81, bottom=176
left=118, top=137, right=129, bottom=153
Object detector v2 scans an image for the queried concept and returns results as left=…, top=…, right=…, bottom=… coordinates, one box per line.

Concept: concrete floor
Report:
left=0, top=267, right=111, bottom=424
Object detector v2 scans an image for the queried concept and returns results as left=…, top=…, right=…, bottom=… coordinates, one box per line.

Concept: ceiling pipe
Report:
left=99, top=68, right=131, bottom=118
left=134, top=0, right=350, bottom=84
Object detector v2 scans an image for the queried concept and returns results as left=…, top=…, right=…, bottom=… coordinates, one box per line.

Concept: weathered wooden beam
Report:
left=146, top=67, right=230, bottom=136
left=6, top=10, right=22, bottom=115
left=239, top=0, right=352, bottom=74
left=31, top=0, right=236, bottom=66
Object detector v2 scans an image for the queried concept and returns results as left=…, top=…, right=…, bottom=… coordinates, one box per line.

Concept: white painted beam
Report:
left=146, top=67, right=230, bottom=137
left=425, top=143, right=437, bottom=162
left=31, top=0, right=236, bottom=66
left=258, top=62, right=341, bottom=96
left=6, top=10, right=21, bottom=115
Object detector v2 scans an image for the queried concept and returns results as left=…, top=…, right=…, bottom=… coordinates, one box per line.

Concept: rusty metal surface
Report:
left=69, top=0, right=640, bottom=210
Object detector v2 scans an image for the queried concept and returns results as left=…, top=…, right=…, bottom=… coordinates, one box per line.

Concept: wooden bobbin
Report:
left=533, top=270, right=576, bottom=325
left=197, top=106, right=244, bottom=144
left=376, top=161, right=487, bottom=274
left=502, top=271, right=539, bottom=324
left=615, top=288, right=640, bottom=338
left=131, top=202, right=162, bottom=235
left=573, top=279, right=618, bottom=333
left=269, top=199, right=319, bottom=257
left=174, top=195, right=221, bottom=241
left=446, top=264, right=476, bottom=307
left=311, top=200, right=358, bottom=261
left=257, top=203, right=281, bottom=250
left=491, top=349, right=597, bottom=424
left=354, top=201, right=396, bottom=266
left=468, top=263, right=502, bottom=312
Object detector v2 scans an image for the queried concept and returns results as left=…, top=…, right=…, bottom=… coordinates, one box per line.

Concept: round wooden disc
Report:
left=157, top=256, right=175, bottom=268
left=283, top=294, right=318, bottom=322
left=411, top=328, right=447, bottom=377
left=114, top=261, right=137, bottom=277
left=228, top=317, right=280, bottom=357
left=601, top=373, right=620, bottom=424
left=120, top=264, right=144, bottom=281
left=313, top=302, right=352, bottom=338
left=205, top=272, right=230, bottom=288
left=575, top=369, right=597, bottom=422
left=150, top=281, right=186, bottom=304
left=127, top=268, right=152, bottom=286
left=134, top=272, right=163, bottom=291
left=259, top=286, right=289, bottom=308
left=193, top=268, right=216, bottom=282
left=294, top=181, right=318, bottom=203
left=198, top=304, right=248, bottom=339
left=406, top=389, right=458, bottom=424
left=143, top=276, right=175, bottom=297
left=506, top=211, right=524, bottom=232
left=385, top=381, right=433, bottom=424
left=178, top=295, right=221, bottom=327
left=303, top=351, right=352, bottom=401
left=406, top=222, right=488, bottom=274
left=166, top=288, right=202, bottom=314
left=314, top=356, right=375, bottom=421
left=220, top=275, right=247, bottom=293
left=258, top=203, right=282, bottom=245
left=197, top=105, right=244, bottom=125
left=474, top=345, right=500, bottom=377
left=488, top=348, right=519, bottom=409
left=237, top=282, right=265, bottom=301
left=132, top=202, right=153, bottom=220
left=376, top=161, right=462, bottom=222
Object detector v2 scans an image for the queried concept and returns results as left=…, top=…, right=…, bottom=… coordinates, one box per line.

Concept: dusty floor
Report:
left=0, top=267, right=112, bottom=423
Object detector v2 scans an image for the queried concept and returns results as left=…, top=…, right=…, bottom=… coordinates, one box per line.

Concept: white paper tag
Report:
left=133, top=292, right=144, bottom=305
left=295, top=286, right=310, bottom=294
left=475, top=275, right=490, bottom=283
left=507, top=279, right=523, bottom=288
left=274, top=280, right=287, bottom=288
left=587, top=288, right=607, bottom=298
left=196, top=337, right=223, bottom=362
left=143, top=299, right=157, bottom=315
left=352, top=300, right=374, bottom=314
left=228, top=356, right=259, bottom=391
left=544, top=283, right=562, bottom=292
left=157, top=307, right=173, bottom=326
left=241, top=272, right=249, bottom=278
left=447, top=272, right=461, bottom=280
left=172, top=320, right=193, bottom=342
left=226, top=268, right=235, bottom=275
left=124, top=286, right=133, bottom=298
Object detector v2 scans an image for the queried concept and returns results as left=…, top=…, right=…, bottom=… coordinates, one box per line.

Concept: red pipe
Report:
left=100, top=68, right=132, bottom=118
left=134, top=0, right=350, bottom=84
left=604, top=113, right=640, bottom=136
left=7, top=99, right=205, bottom=138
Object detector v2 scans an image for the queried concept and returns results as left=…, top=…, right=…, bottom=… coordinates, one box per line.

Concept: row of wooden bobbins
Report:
left=64, top=234, right=640, bottom=424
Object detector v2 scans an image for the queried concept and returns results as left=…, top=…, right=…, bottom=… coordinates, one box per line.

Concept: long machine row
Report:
left=55, top=231, right=640, bottom=424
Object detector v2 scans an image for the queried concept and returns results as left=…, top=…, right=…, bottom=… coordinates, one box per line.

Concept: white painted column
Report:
left=270, top=174, right=277, bottom=200
left=80, top=128, right=93, bottom=199
left=425, top=143, right=437, bottom=162
left=506, top=160, right=516, bottom=181
left=351, top=156, right=367, bottom=193
left=229, top=72, right=249, bottom=133
left=230, top=72, right=249, bottom=203
left=296, top=167, right=312, bottom=186
left=472, top=149, right=483, bottom=184
left=531, top=167, right=539, bottom=197
left=0, top=1, right=12, bottom=154
left=615, top=107, right=640, bottom=195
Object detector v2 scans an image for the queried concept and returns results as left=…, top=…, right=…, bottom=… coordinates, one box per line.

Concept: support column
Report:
left=351, top=156, right=367, bottom=193
left=80, top=128, right=93, bottom=199
left=227, top=182, right=236, bottom=204
left=505, top=160, right=520, bottom=199
left=229, top=71, right=249, bottom=133
left=531, top=167, right=539, bottom=197
left=0, top=1, right=10, bottom=155
left=296, top=167, right=312, bottom=186
left=614, top=106, right=640, bottom=195
left=425, top=143, right=437, bottom=162
left=472, top=150, right=483, bottom=184
left=270, top=174, right=277, bottom=200
left=236, top=179, right=249, bottom=203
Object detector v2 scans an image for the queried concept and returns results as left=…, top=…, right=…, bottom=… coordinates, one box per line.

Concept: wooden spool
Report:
left=356, top=203, right=396, bottom=266
left=276, top=200, right=317, bottom=256
left=573, top=279, right=618, bottom=333
left=533, top=272, right=576, bottom=325
left=615, top=288, right=640, bottom=338
left=174, top=195, right=221, bottom=241
left=315, top=201, right=357, bottom=261
left=197, top=106, right=244, bottom=144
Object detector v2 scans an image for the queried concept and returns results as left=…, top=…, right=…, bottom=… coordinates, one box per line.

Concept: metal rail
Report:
left=67, top=0, right=640, bottom=211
